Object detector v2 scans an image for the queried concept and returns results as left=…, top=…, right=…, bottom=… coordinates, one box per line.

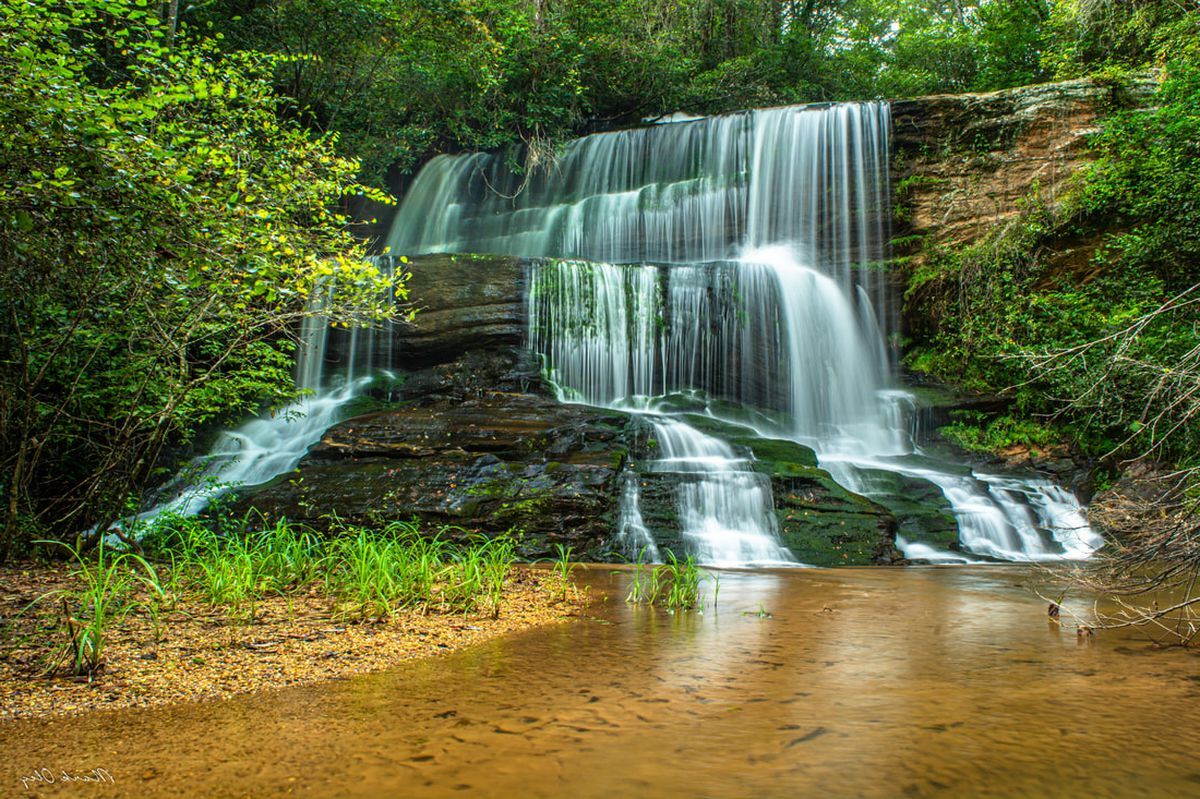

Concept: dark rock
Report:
left=389, top=253, right=526, bottom=368
left=678, top=415, right=900, bottom=567
left=239, top=391, right=636, bottom=559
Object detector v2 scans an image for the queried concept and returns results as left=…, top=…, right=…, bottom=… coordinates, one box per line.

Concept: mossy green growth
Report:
left=846, top=468, right=959, bottom=550
left=940, top=412, right=1062, bottom=457
left=678, top=414, right=896, bottom=566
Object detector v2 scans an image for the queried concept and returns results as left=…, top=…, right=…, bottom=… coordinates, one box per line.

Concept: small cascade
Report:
left=388, top=103, right=891, bottom=277
left=746, top=246, right=887, bottom=448
left=529, top=261, right=662, bottom=406
left=958, top=474, right=1102, bottom=561
left=645, top=418, right=794, bottom=565
left=822, top=453, right=1103, bottom=562
left=615, top=474, right=661, bottom=562
left=524, top=254, right=864, bottom=564
left=132, top=261, right=404, bottom=527
left=136, top=380, right=371, bottom=523
left=388, top=113, right=753, bottom=264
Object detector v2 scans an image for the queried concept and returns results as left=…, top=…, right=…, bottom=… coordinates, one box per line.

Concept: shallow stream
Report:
left=4, top=566, right=1199, bottom=798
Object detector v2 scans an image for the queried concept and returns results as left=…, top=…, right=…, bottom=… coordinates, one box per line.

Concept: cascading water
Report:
left=388, top=101, right=1103, bottom=565
left=645, top=418, right=793, bottom=566
left=819, top=455, right=1102, bottom=563
left=526, top=255, right=887, bottom=440
left=130, top=265, right=403, bottom=528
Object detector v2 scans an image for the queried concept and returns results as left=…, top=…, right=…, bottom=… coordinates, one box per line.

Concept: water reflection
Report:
left=3, top=567, right=1199, bottom=798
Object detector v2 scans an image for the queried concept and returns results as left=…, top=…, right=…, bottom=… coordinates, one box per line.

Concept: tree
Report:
left=0, top=0, right=399, bottom=560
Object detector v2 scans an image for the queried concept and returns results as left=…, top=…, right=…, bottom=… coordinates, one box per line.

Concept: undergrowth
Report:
left=21, top=513, right=521, bottom=676
left=940, top=413, right=1063, bottom=457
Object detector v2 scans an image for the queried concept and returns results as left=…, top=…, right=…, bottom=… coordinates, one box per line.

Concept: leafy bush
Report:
left=0, top=0, right=400, bottom=557
left=905, top=61, right=1200, bottom=466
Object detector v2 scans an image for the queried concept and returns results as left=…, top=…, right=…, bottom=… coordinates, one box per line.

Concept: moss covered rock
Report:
left=679, top=415, right=901, bottom=566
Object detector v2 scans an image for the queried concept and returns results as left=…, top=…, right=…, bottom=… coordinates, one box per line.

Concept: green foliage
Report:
left=323, top=524, right=433, bottom=620
left=0, top=0, right=402, bottom=557
left=872, top=0, right=1053, bottom=97
left=1042, top=0, right=1200, bottom=79
left=39, top=538, right=160, bottom=676
left=626, top=548, right=659, bottom=605
left=625, top=548, right=714, bottom=612
left=941, top=414, right=1062, bottom=456
left=16, top=517, right=522, bottom=676
left=186, top=1, right=1197, bottom=186
left=446, top=533, right=516, bottom=619
left=185, top=0, right=1076, bottom=181
left=905, top=60, right=1200, bottom=465
left=145, top=513, right=517, bottom=621
left=547, top=542, right=575, bottom=601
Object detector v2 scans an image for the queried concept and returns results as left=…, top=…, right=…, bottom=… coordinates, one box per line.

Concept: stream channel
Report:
left=4, top=566, right=1199, bottom=798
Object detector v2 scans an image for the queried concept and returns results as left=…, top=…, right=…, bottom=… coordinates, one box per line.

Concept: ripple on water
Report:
left=3, top=567, right=1200, bottom=799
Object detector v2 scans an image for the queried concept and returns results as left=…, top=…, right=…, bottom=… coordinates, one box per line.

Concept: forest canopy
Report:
left=189, top=0, right=1200, bottom=181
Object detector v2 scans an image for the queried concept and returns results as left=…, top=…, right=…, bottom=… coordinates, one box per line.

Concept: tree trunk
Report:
left=2, top=437, right=29, bottom=564
left=164, top=0, right=180, bottom=47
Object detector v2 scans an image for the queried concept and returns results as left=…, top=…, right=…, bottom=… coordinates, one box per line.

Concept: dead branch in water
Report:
left=1036, top=586, right=1200, bottom=646
left=1034, top=465, right=1200, bottom=645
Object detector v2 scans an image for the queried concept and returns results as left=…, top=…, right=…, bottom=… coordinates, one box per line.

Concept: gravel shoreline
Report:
left=0, top=563, right=581, bottom=721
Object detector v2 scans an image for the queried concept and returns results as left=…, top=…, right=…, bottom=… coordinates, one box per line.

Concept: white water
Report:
left=822, top=454, right=1104, bottom=562
left=615, top=474, right=660, bottom=562
left=389, top=101, right=1102, bottom=565
left=645, top=418, right=793, bottom=566
left=131, top=379, right=372, bottom=526
left=129, top=266, right=402, bottom=530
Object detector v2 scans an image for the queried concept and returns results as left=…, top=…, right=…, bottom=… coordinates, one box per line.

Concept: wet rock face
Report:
left=241, top=391, right=635, bottom=559
left=749, top=452, right=903, bottom=567
left=389, top=252, right=527, bottom=368
left=237, top=252, right=903, bottom=563
left=235, top=252, right=627, bottom=558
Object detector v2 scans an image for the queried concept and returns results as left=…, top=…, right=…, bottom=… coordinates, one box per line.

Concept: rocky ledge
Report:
left=238, top=253, right=904, bottom=565
left=890, top=76, right=1157, bottom=261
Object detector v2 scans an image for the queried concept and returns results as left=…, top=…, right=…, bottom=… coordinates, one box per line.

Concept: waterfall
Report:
left=645, top=418, right=793, bottom=566
left=389, top=114, right=752, bottom=264
left=389, top=101, right=1102, bottom=565
left=128, top=262, right=402, bottom=529
left=527, top=257, right=881, bottom=442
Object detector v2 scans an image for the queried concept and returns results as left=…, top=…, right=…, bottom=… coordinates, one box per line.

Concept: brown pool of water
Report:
left=3, top=566, right=1199, bottom=798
